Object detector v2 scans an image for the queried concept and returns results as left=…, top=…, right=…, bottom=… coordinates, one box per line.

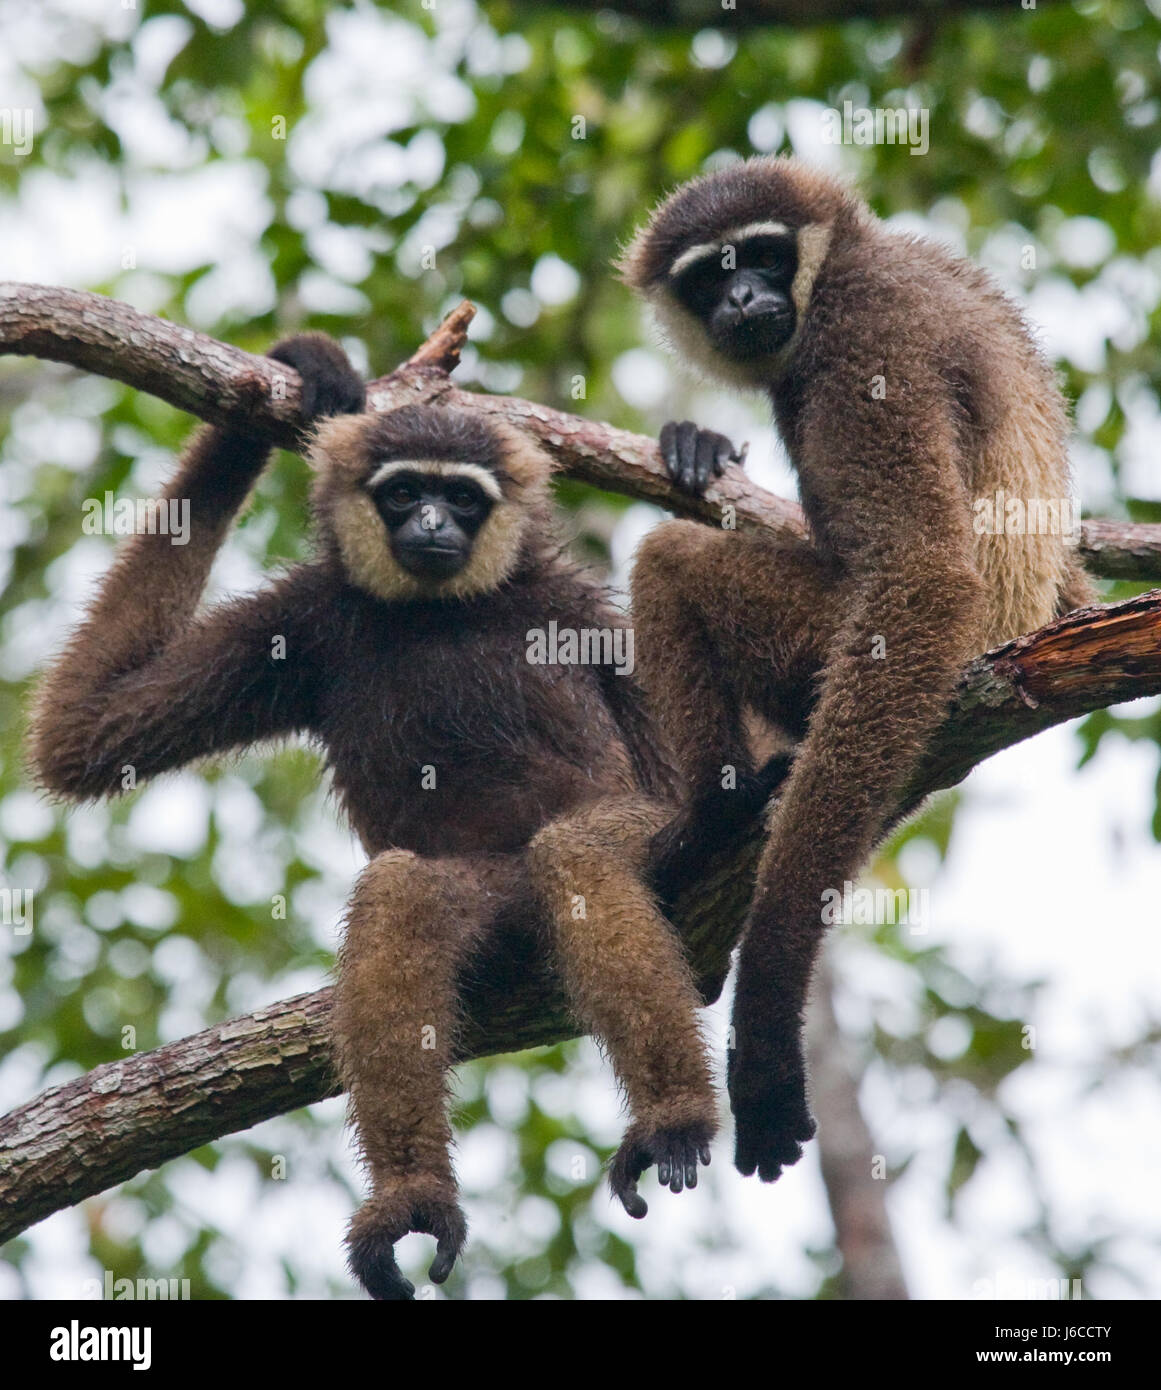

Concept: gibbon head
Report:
left=618, top=156, right=864, bottom=389
left=310, top=407, right=555, bottom=602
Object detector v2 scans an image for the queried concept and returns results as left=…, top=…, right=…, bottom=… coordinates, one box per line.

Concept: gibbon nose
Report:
left=396, top=510, right=460, bottom=557
left=727, top=281, right=755, bottom=310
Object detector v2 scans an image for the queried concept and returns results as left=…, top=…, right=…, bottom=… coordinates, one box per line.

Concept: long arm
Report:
left=30, top=332, right=364, bottom=800
left=729, top=385, right=989, bottom=1178
left=29, top=425, right=318, bottom=798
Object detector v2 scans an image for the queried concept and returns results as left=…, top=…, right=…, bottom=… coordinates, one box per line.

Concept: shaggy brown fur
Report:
left=622, top=157, right=1096, bottom=1182
left=29, top=335, right=715, bottom=1300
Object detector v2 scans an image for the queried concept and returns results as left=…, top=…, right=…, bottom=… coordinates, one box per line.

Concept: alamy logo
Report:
left=0, top=107, right=35, bottom=157
left=49, top=1321, right=151, bottom=1370
left=972, top=490, right=1081, bottom=543
left=971, top=1272, right=1085, bottom=1301
left=82, top=1272, right=191, bottom=1300
left=821, top=880, right=929, bottom=932
left=526, top=620, right=635, bottom=676
left=821, top=100, right=930, bottom=156
left=82, top=493, right=191, bottom=546
left=0, top=886, right=33, bottom=935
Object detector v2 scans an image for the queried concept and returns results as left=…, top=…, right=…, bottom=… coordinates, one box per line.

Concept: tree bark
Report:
left=2, top=587, right=1158, bottom=1244
left=1, top=282, right=1159, bottom=1245
left=2, top=282, right=1153, bottom=578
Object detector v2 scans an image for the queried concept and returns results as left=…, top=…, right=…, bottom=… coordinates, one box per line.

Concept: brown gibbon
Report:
left=29, top=335, right=716, bottom=1300
left=620, top=156, right=1094, bottom=1183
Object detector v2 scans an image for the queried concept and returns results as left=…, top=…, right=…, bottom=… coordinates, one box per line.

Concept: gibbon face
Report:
left=670, top=221, right=800, bottom=363
left=369, top=462, right=497, bottom=581
left=618, top=156, right=860, bottom=389
left=310, top=406, right=554, bottom=601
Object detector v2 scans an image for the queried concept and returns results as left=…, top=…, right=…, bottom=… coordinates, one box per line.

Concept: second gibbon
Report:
left=621, top=156, right=1095, bottom=1183
left=30, top=336, right=717, bottom=1300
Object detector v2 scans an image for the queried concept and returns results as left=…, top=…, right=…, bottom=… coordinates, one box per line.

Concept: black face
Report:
left=673, top=231, right=798, bottom=360
left=371, top=468, right=495, bottom=581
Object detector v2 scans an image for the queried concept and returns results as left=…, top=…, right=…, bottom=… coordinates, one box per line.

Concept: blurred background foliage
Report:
left=1, top=0, right=1159, bottom=1300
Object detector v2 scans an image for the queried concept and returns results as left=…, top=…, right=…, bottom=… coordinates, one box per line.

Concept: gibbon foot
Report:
left=346, top=1179, right=467, bottom=1301
left=650, top=753, right=793, bottom=902
left=267, top=332, right=366, bottom=424
left=727, top=1047, right=816, bottom=1183
left=609, top=1118, right=715, bottom=1219
left=659, top=420, right=746, bottom=496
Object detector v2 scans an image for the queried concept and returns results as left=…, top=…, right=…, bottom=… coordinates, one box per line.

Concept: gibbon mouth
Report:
left=715, top=314, right=792, bottom=359
left=396, top=546, right=469, bottom=579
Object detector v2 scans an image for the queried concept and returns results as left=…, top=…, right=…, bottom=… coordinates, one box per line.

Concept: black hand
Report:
left=727, top=975, right=816, bottom=1183
left=649, top=753, right=794, bottom=908
left=729, top=1064, right=816, bottom=1183
left=609, top=1121, right=714, bottom=1218
left=347, top=1227, right=417, bottom=1301
left=659, top=420, right=743, bottom=496
left=347, top=1190, right=467, bottom=1300
left=267, top=332, right=365, bottom=424
left=425, top=1204, right=468, bottom=1286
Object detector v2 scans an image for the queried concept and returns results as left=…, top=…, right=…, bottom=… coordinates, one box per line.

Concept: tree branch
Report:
left=2, top=282, right=1151, bottom=577
left=1075, top=517, right=1161, bottom=583
left=2, top=282, right=1159, bottom=1242
left=3, top=588, right=1158, bottom=1244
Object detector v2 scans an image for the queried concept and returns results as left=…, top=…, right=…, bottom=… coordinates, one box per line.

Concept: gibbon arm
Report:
left=30, top=426, right=320, bottom=799
left=729, top=397, right=989, bottom=1176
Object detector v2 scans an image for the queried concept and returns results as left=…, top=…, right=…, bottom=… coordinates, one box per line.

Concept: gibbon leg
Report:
left=729, top=562, right=987, bottom=1180
left=632, top=521, right=843, bottom=889
left=334, top=849, right=498, bottom=1300
left=632, top=521, right=842, bottom=791
left=527, top=796, right=717, bottom=1218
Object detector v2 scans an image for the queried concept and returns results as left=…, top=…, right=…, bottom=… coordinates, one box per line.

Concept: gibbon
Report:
left=30, top=335, right=716, bottom=1300
left=621, top=156, right=1094, bottom=1182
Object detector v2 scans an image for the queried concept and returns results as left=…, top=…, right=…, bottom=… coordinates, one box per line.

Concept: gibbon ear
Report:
left=487, top=419, right=560, bottom=490
left=306, top=412, right=373, bottom=480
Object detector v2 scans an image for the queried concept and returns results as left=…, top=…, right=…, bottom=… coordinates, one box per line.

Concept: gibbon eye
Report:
left=383, top=481, right=419, bottom=508
left=446, top=484, right=483, bottom=511
left=675, top=262, right=721, bottom=314
left=743, top=236, right=792, bottom=272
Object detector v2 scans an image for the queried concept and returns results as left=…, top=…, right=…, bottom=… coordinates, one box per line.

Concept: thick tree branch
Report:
left=1075, top=518, right=1161, bottom=583
left=3, top=589, right=1158, bottom=1243
left=2, top=282, right=1160, bottom=1242
left=1, top=282, right=1151, bottom=577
